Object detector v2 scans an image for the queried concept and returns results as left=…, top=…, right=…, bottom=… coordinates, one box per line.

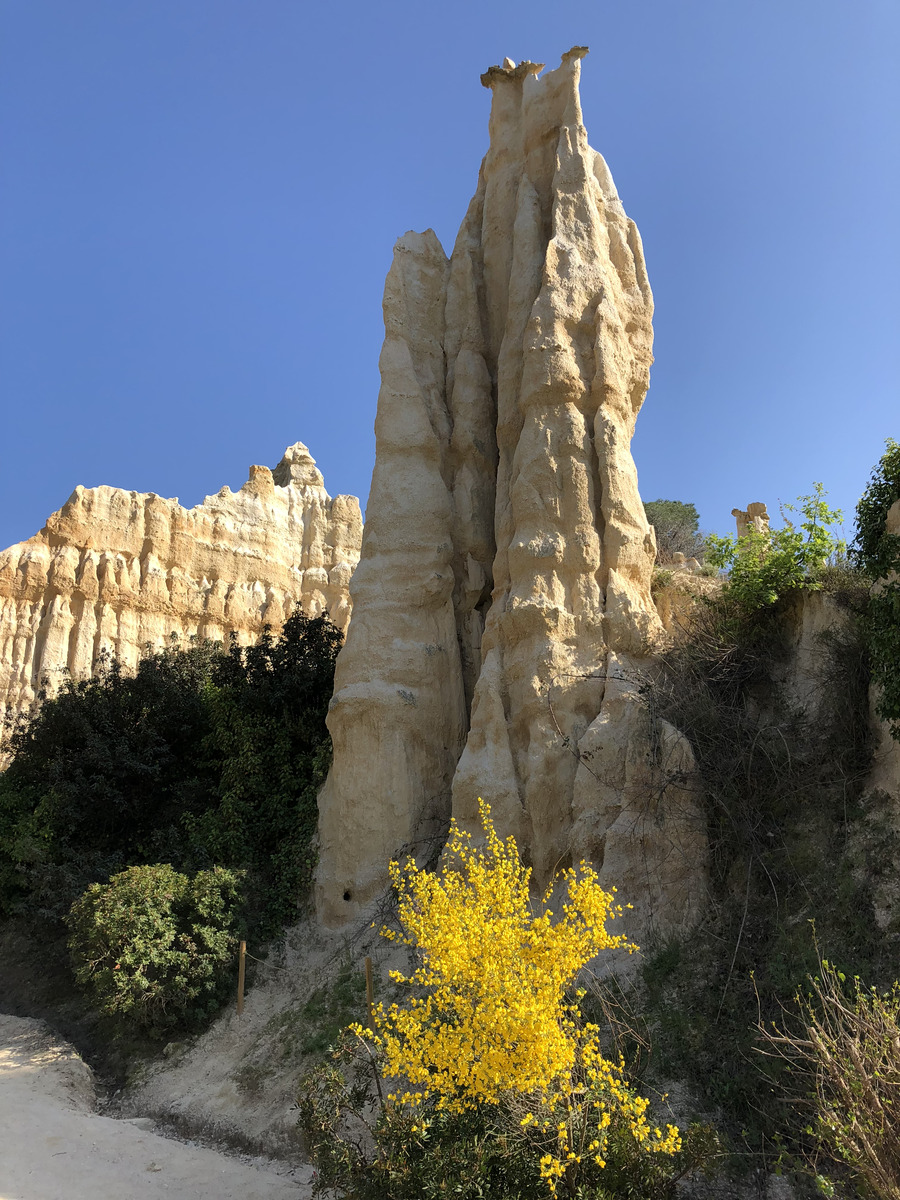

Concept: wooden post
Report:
left=365, top=955, right=375, bottom=1029
left=237, top=940, right=246, bottom=1015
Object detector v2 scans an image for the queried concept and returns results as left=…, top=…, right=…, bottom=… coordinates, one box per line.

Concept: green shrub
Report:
left=854, top=439, right=900, bottom=578
left=299, top=1030, right=721, bottom=1200
left=706, top=484, right=844, bottom=609
left=67, top=863, right=243, bottom=1033
left=185, top=610, right=342, bottom=935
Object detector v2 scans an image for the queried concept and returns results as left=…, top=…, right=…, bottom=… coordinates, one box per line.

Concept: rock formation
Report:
left=668, top=551, right=703, bottom=574
left=0, top=443, right=361, bottom=729
left=732, top=502, right=770, bottom=538
left=316, top=49, right=706, bottom=936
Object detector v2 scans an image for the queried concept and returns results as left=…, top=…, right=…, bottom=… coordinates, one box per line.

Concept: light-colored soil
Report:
left=125, top=911, right=407, bottom=1159
left=0, top=1014, right=311, bottom=1200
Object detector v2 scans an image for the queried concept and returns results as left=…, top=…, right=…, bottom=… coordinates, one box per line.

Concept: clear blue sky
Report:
left=1, top=0, right=897, bottom=553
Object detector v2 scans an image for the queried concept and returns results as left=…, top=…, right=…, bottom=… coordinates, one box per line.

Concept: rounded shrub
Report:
left=67, top=863, right=244, bottom=1032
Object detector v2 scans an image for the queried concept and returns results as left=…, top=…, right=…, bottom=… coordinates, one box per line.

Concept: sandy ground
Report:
left=0, top=1014, right=312, bottom=1200
left=125, top=912, right=406, bottom=1158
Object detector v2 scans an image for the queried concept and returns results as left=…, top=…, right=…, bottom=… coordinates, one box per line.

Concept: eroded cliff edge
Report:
left=0, top=443, right=361, bottom=728
left=317, top=49, right=706, bottom=934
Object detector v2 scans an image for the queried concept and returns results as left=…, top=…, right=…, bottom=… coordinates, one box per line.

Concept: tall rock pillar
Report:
left=316, top=49, right=706, bottom=934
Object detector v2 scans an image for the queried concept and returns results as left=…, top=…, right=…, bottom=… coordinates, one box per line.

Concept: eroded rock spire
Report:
left=316, top=49, right=705, bottom=933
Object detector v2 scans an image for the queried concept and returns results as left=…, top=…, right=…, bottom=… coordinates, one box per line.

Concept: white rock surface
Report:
left=0, top=443, right=361, bottom=729
left=317, top=49, right=706, bottom=938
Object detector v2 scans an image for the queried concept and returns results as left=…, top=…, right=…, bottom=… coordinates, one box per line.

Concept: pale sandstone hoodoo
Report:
left=0, top=443, right=361, bottom=729
left=317, top=48, right=706, bottom=935
left=732, top=502, right=770, bottom=538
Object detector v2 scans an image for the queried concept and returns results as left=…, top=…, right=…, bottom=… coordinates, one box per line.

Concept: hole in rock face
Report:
left=343, top=890, right=352, bottom=902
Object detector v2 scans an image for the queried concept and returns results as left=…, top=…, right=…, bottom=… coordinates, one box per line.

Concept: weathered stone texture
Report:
left=317, top=49, right=706, bottom=936
left=732, top=502, right=770, bottom=538
left=0, top=443, right=361, bottom=728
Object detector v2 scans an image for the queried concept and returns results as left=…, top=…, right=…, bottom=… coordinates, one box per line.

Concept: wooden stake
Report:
left=365, top=955, right=375, bottom=1029
left=237, top=940, right=246, bottom=1015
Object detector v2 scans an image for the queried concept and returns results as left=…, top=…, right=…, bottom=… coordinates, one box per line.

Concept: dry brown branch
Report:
left=758, top=956, right=900, bottom=1199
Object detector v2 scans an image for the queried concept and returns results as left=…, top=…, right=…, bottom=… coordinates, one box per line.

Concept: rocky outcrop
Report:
left=316, top=49, right=707, bottom=936
left=652, top=572, right=722, bottom=636
left=732, top=502, right=770, bottom=538
left=0, top=443, right=361, bottom=729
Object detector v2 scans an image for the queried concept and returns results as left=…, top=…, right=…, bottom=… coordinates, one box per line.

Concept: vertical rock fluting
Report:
left=317, top=49, right=706, bottom=934
left=0, top=443, right=361, bottom=730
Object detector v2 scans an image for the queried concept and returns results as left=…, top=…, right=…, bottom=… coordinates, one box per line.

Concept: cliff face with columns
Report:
left=316, top=49, right=706, bottom=934
left=0, top=443, right=361, bottom=729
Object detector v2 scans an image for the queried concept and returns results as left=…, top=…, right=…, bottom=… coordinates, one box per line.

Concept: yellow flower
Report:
left=352, top=799, right=679, bottom=1195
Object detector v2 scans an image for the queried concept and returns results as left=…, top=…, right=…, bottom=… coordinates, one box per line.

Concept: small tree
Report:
left=644, top=499, right=706, bottom=564
left=706, top=483, right=844, bottom=609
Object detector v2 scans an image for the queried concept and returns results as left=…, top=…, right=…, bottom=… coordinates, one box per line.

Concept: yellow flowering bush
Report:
left=353, top=800, right=682, bottom=1196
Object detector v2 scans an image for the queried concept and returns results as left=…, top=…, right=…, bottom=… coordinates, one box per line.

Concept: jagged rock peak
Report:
left=0, top=445, right=362, bottom=731
left=272, top=441, right=325, bottom=489
left=316, top=49, right=705, bottom=936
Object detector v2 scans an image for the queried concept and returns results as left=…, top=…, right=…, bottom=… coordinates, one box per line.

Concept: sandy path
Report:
left=0, top=1015, right=312, bottom=1200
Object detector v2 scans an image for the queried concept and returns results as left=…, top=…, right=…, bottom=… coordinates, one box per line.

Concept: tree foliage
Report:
left=706, top=484, right=844, bottom=609
left=0, top=610, right=341, bottom=934
left=852, top=438, right=900, bottom=740
left=643, top=499, right=706, bottom=564
left=67, top=863, right=244, bottom=1032
left=186, top=611, right=342, bottom=933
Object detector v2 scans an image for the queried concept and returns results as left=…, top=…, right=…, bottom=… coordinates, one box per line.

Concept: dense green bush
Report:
left=0, top=642, right=221, bottom=915
left=67, top=863, right=243, bottom=1032
left=852, top=438, right=900, bottom=740
left=0, top=610, right=341, bottom=934
left=706, top=484, right=844, bottom=609
left=184, top=611, right=342, bottom=934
